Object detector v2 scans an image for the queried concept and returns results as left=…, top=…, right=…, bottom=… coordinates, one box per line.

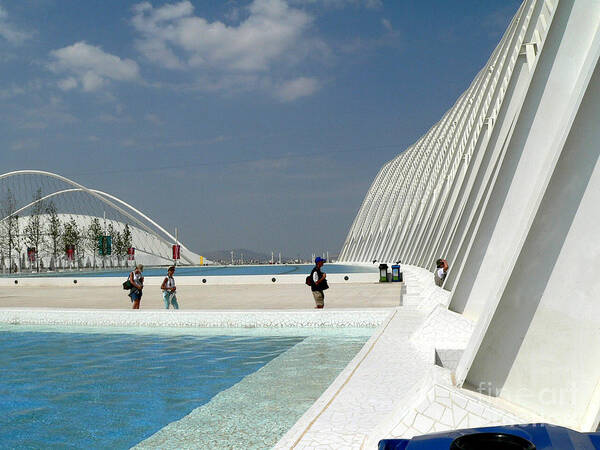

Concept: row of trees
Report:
left=0, top=188, right=133, bottom=273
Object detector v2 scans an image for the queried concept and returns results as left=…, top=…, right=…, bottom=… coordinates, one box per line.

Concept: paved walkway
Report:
left=0, top=283, right=402, bottom=310
left=275, top=266, right=536, bottom=449
left=275, top=306, right=430, bottom=449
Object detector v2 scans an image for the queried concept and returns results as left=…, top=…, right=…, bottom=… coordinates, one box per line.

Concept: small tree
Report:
left=107, top=223, right=120, bottom=266
left=113, top=228, right=123, bottom=267
left=86, top=217, right=103, bottom=269
left=24, top=188, right=45, bottom=271
left=72, top=219, right=82, bottom=261
left=113, top=223, right=133, bottom=266
left=122, top=224, right=132, bottom=265
left=62, top=218, right=81, bottom=268
left=0, top=189, right=20, bottom=273
left=46, top=202, right=62, bottom=269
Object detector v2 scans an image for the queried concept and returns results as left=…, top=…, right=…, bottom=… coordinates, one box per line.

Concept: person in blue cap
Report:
left=310, top=256, right=329, bottom=308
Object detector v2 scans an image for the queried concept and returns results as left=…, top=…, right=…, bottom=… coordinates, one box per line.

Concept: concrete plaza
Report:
left=0, top=282, right=402, bottom=310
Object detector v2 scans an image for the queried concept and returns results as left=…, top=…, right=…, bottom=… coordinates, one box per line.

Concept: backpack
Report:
left=305, top=275, right=313, bottom=286
left=123, top=272, right=133, bottom=290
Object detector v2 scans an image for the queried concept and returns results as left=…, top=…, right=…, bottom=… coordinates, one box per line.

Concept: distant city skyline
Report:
left=0, top=0, right=520, bottom=258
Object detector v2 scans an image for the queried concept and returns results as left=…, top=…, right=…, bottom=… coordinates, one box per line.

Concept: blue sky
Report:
left=0, top=0, right=520, bottom=259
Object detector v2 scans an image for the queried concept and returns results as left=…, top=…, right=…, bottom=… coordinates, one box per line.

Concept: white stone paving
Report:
left=0, top=308, right=391, bottom=328
left=279, top=265, right=544, bottom=449
left=410, top=305, right=474, bottom=363
left=396, top=385, right=518, bottom=436
left=371, top=373, right=540, bottom=446
left=274, top=306, right=430, bottom=449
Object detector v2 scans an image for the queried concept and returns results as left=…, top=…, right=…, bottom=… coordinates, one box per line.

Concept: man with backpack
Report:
left=309, top=257, right=329, bottom=309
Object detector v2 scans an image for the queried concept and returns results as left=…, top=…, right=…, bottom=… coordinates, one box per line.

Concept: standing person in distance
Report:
left=129, top=264, right=144, bottom=309
left=161, top=265, right=179, bottom=309
left=434, top=258, right=448, bottom=287
left=310, top=256, right=329, bottom=309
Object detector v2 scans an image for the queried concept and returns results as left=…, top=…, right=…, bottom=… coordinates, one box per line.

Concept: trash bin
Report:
left=379, top=264, right=388, bottom=282
left=391, top=265, right=402, bottom=282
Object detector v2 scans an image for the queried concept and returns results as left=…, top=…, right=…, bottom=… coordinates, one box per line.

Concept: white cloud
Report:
left=165, top=134, right=232, bottom=148
left=57, top=77, right=78, bottom=91
left=121, top=138, right=139, bottom=148
left=144, top=113, right=163, bottom=125
left=11, top=138, right=41, bottom=152
left=97, top=104, right=134, bottom=123
left=131, top=0, right=322, bottom=100
left=18, top=121, right=48, bottom=130
left=81, top=71, right=105, bottom=91
left=245, top=156, right=292, bottom=171
left=132, top=0, right=313, bottom=72
left=49, top=41, right=140, bottom=92
left=0, top=80, right=43, bottom=99
left=381, top=18, right=393, bottom=32
left=275, top=77, right=319, bottom=102
left=0, top=5, right=32, bottom=44
left=290, top=0, right=382, bottom=9
left=338, top=17, right=400, bottom=55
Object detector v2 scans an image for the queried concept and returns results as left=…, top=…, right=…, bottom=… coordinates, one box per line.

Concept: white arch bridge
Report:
left=0, top=170, right=203, bottom=269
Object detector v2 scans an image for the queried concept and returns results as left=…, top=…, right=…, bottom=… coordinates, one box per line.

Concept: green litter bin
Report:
left=379, top=264, right=388, bottom=282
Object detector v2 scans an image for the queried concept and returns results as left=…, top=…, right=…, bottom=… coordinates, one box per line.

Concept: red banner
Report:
left=127, top=247, right=135, bottom=261
left=27, top=247, right=36, bottom=263
left=172, top=244, right=181, bottom=260
left=66, top=245, right=75, bottom=261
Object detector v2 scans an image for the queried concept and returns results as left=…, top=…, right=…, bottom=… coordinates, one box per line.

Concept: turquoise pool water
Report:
left=0, top=326, right=371, bottom=449
left=7, top=263, right=377, bottom=278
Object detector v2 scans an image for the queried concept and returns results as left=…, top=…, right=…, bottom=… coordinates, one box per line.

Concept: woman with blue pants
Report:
left=161, top=266, right=179, bottom=309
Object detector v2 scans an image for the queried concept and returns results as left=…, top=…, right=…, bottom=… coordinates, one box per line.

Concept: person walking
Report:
left=161, top=265, right=179, bottom=310
left=129, top=264, right=144, bottom=309
left=310, top=257, right=329, bottom=309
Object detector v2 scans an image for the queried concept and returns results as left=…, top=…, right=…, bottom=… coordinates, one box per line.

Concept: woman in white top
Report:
left=161, top=266, right=179, bottom=309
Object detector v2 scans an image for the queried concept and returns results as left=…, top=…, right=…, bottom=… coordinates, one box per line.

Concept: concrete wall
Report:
left=462, top=20, right=600, bottom=428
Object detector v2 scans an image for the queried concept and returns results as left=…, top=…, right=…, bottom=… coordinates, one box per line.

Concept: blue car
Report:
left=379, top=423, right=600, bottom=450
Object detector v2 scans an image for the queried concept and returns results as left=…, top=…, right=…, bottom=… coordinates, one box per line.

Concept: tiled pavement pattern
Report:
left=0, top=308, right=391, bottom=328
left=274, top=306, right=430, bottom=449
left=410, top=305, right=474, bottom=364
left=380, top=384, right=531, bottom=440
left=281, top=265, right=540, bottom=449
left=434, top=349, right=463, bottom=372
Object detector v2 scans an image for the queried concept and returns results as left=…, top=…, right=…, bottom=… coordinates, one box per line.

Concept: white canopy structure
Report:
left=0, top=170, right=204, bottom=269
left=340, top=0, right=600, bottom=432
